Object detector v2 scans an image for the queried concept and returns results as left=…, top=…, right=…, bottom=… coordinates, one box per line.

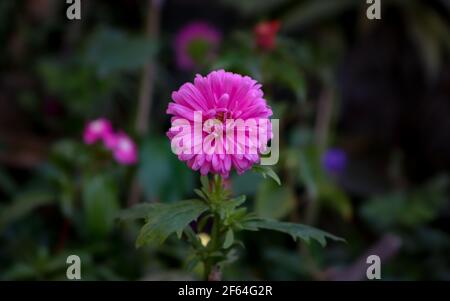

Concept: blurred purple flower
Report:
left=174, top=21, right=221, bottom=71
left=322, top=148, right=347, bottom=174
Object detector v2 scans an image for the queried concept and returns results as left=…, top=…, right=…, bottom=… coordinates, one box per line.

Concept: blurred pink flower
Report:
left=167, top=70, right=273, bottom=177
left=83, top=118, right=113, bottom=145
left=103, top=131, right=118, bottom=150
left=112, top=132, right=138, bottom=165
left=174, top=21, right=221, bottom=70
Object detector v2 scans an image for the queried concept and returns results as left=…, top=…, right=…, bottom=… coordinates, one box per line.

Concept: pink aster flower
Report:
left=166, top=70, right=273, bottom=178
left=83, top=118, right=113, bottom=145
left=112, top=132, right=138, bottom=165
left=174, top=21, right=221, bottom=71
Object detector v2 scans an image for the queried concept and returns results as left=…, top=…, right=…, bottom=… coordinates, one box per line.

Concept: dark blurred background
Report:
left=0, top=0, right=449, bottom=280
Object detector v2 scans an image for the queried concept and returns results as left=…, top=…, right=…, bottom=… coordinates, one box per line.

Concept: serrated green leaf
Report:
left=243, top=218, right=344, bottom=247
left=136, top=200, right=208, bottom=248
left=252, top=165, right=281, bottom=185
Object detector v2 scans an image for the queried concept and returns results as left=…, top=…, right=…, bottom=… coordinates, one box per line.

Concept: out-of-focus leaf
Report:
left=220, top=0, right=290, bottom=16
left=252, top=165, right=281, bottom=185
left=255, top=181, right=295, bottom=220
left=243, top=218, right=345, bottom=246
left=38, top=59, right=116, bottom=116
left=361, top=176, right=449, bottom=230
left=82, top=174, right=120, bottom=239
left=117, top=203, right=158, bottom=221
left=404, top=4, right=450, bottom=81
left=298, top=145, right=352, bottom=219
left=230, top=171, right=262, bottom=195
left=0, top=167, right=17, bottom=196
left=138, top=138, right=194, bottom=203
left=85, top=27, right=157, bottom=76
left=299, top=146, right=321, bottom=199
left=0, top=191, right=55, bottom=231
left=136, top=199, right=208, bottom=247
left=0, top=263, right=36, bottom=280
left=282, top=0, right=360, bottom=31
left=263, top=58, right=307, bottom=102
left=319, top=182, right=352, bottom=220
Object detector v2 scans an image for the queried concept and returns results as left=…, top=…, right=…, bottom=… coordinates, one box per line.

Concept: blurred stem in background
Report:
left=128, top=0, right=162, bottom=207
left=301, top=84, right=336, bottom=280
left=305, top=86, right=334, bottom=225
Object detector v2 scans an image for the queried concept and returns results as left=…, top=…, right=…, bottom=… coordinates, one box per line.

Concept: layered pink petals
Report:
left=166, top=70, right=273, bottom=177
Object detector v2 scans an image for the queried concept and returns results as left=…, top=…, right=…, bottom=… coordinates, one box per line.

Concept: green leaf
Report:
left=217, top=195, right=247, bottom=220
left=255, top=181, right=295, bottom=220
left=138, top=138, right=194, bottom=203
left=82, top=174, right=120, bottom=239
left=200, top=176, right=209, bottom=191
left=243, top=218, right=344, bottom=247
left=252, top=165, right=281, bottom=185
left=85, top=27, right=157, bottom=76
left=136, top=200, right=209, bottom=247
left=185, top=256, right=201, bottom=272
left=0, top=190, right=55, bottom=231
left=0, top=167, right=17, bottom=196
left=220, top=0, right=290, bottom=16
left=360, top=176, right=448, bottom=230
left=223, top=229, right=235, bottom=249
left=282, top=0, right=360, bottom=31
left=319, top=182, right=352, bottom=220
left=117, top=203, right=158, bottom=221
left=194, top=189, right=208, bottom=201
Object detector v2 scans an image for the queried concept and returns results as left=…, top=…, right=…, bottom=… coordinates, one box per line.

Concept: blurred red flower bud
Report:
left=254, top=20, right=281, bottom=51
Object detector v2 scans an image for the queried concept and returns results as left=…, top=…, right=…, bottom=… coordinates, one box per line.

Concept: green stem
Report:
left=203, top=212, right=221, bottom=280
left=202, top=175, right=225, bottom=280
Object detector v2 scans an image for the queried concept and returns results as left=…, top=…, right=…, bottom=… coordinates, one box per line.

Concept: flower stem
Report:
left=202, top=175, right=225, bottom=280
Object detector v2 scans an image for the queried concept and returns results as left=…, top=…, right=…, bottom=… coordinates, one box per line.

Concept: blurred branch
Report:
left=300, top=87, right=334, bottom=280
left=305, top=87, right=334, bottom=225
left=135, top=0, right=160, bottom=135
left=128, top=0, right=161, bottom=207
left=314, top=88, right=333, bottom=152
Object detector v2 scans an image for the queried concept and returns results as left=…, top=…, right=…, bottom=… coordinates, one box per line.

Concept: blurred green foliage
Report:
left=0, top=0, right=449, bottom=280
